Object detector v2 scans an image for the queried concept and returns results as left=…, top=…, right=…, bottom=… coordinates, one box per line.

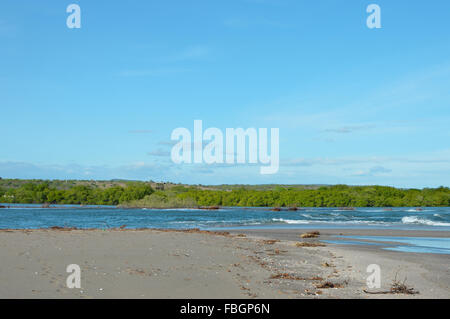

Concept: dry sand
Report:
left=229, top=228, right=450, bottom=299
left=0, top=228, right=448, bottom=298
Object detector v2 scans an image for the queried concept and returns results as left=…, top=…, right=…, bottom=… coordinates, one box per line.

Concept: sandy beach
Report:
left=229, top=228, right=450, bottom=298
left=0, top=228, right=448, bottom=299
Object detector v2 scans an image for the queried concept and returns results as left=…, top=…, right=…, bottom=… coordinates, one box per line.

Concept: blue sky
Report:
left=1, top=0, right=449, bottom=187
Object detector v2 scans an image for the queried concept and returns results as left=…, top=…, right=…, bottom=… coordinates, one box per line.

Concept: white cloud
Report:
left=164, top=45, right=211, bottom=62
left=0, top=161, right=171, bottom=181
left=258, top=62, right=450, bottom=131
left=147, top=149, right=171, bottom=157
left=322, top=125, right=375, bottom=134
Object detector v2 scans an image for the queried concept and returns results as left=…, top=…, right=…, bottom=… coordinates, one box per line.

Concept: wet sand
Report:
left=0, top=228, right=448, bottom=298
left=229, top=228, right=450, bottom=298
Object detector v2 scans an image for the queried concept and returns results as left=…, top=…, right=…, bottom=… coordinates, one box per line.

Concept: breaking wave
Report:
left=402, top=216, right=450, bottom=227
left=272, top=218, right=310, bottom=224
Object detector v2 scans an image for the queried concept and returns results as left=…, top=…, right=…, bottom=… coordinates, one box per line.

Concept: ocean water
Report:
left=0, top=204, right=449, bottom=231
left=328, top=235, right=450, bottom=255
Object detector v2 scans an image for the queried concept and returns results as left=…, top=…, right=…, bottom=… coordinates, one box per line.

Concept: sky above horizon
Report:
left=1, top=0, right=450, bottom=188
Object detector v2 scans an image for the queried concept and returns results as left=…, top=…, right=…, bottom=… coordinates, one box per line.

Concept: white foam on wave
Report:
left=327, top=220, right=388, bottom=225
left=151, top=208, right=226, bottom=212
left=331, top=213, right=341, bottom=216
left=406, top=208, right=432, bottom=212
left=272, top=218, right=310, bottom=224
left=273, top=218, right=391, bottom=225
left=401, top=216, right=450, bottom=227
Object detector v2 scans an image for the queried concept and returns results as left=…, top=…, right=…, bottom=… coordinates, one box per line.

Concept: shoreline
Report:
left=227, top=227, right=450, bottom=239
left=0, top=228, right=448, bottom=298
left=2, top=225, right=450, bottom=235
left=2, top=226, right=450, bottom=234
left=2, top=204, right=450, bottom=209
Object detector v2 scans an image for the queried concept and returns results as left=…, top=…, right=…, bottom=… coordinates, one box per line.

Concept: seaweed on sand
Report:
left=300, top=231, right=320, bottom=238
left=295, top=242, right=326, bottom=247
left=363, top=273, right=419, bottom=295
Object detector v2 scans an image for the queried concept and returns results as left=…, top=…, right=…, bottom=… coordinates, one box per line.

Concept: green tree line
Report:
left=173, top=185, right=450, bottom=207
left=1, top=181, right=449, bottom=207
left=0, top=182, right=154, bottom=205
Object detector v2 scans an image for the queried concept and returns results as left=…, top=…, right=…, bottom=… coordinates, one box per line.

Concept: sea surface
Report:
left=1, top=204, right=449, bottom=230
left=1, top=204, right=449, bottom=254
left=323, top=235, right=450, bottom=255
left=383, top=237, right=450, bottom=254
